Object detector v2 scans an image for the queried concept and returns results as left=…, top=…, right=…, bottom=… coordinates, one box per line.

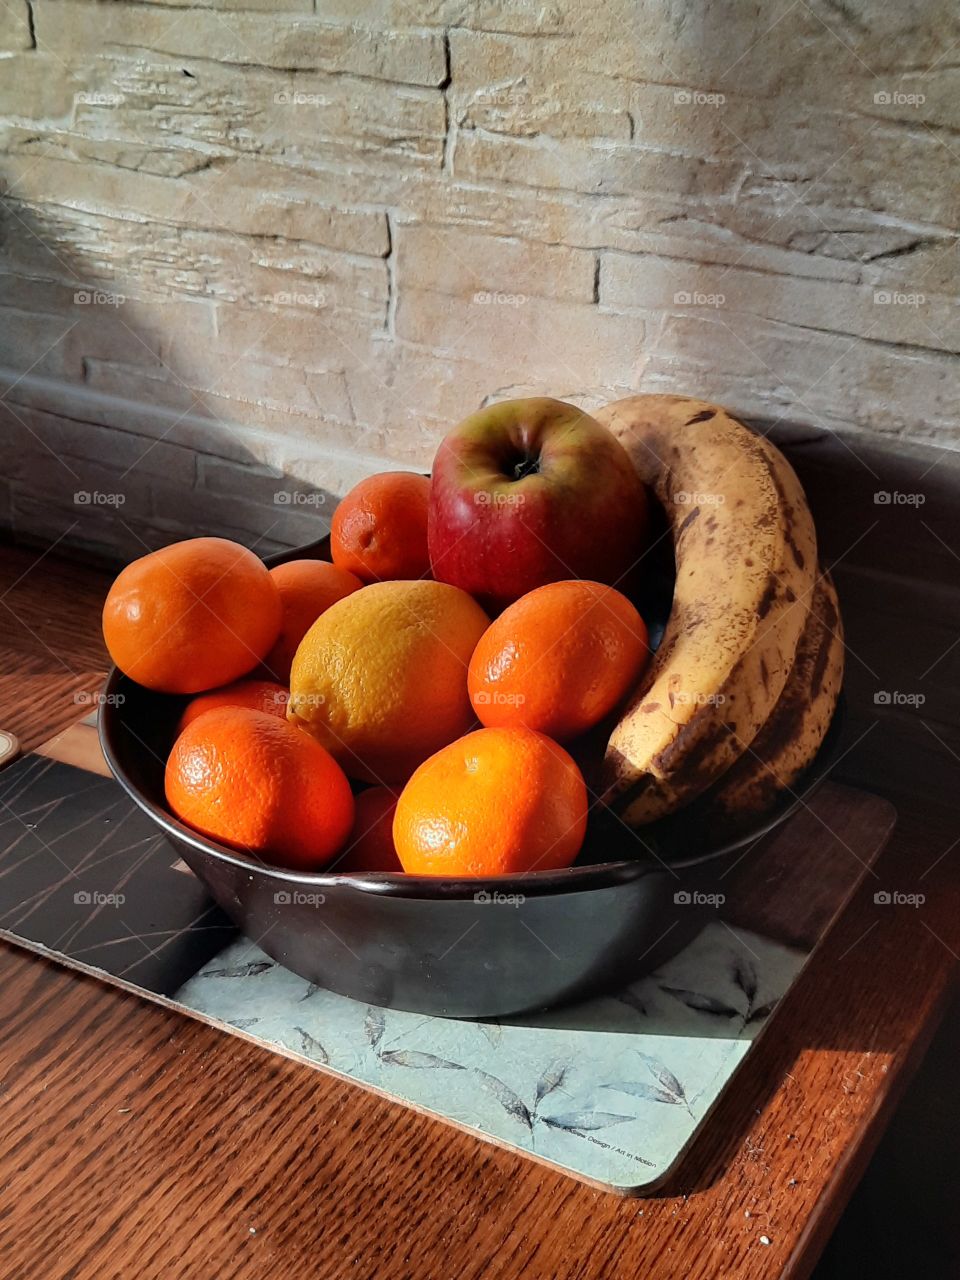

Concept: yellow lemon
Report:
left=288, top=579, right=489, bottom=784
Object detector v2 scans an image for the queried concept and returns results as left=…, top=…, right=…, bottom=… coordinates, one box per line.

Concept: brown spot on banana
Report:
left=697, top=569, right=844, bottom=825
left=755, top=576, right=779, bottom=620
left=594, top=394, right=818, bottom=825
left=677, top=506, right=701, bottom=537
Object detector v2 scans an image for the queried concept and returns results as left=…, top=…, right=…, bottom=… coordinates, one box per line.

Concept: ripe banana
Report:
left=593, top=394, right=817, bottom=825
left=702, top=569, right=844, bottom=824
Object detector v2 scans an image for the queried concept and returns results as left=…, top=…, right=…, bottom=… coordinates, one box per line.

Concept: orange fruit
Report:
left=165, top=707, right=354, bottom=870
left=393, top=727, right=588, bottom=877
left=333, top=786, right=402, bottom=874
left=177, top=679, right=289, bottom=735
left=288, top=580, right=489, bottom=784
left=103, top=537, right=281, bottom=694
left=262, top=559, right=362, bottom=682
left=331, top=472, right=431, bottom=582
left=468, top=580, right=649, bottom=741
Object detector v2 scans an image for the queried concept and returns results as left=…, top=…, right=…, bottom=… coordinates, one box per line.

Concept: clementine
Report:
left=331, top=472, right=431, bottom=582
left=262, top=559, right=362, bottom=682
left=177, top=678, right=289, bottom=735
left=468, top=580, right=649, bottom=741
left=393, top=727, right=588, bottom=876
left=165, top=707, right=354, bottom=870
left=103, top=537, right=281, bottom=694
left=333, top=786, right=402, bottom=874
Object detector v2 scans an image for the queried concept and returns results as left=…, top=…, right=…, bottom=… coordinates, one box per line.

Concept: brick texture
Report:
left=0, top=0, right=958, bottom=556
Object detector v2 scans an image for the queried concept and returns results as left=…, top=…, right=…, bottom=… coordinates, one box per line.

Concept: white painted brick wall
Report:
left=0, top=0, right=957, bottom=560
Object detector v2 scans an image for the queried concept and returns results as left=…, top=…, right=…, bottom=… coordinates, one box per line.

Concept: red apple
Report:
left=428, top=398, right=649, bottom=611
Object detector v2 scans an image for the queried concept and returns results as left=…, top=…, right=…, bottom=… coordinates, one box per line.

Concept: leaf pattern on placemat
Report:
left=294, top=1026, right=328, bottom=1064
left=535, top=1063, right=567, bottom=1106
left=732, top=954, right=758, bottom=1006
left=203, top=960, right=274, bottom=979
left=599, top=1051, right=695, bottom=1117
left=379, top=1050, right=465, bottom=1070
left=746, top=999, right=778, bottom=1024
left=731, top=951, right=776, bottom=1024
left=659, top=986, right=742, bottom=1019
left=615, top=989, right=650, bottom=1018
left=455, top=1061, right=655, bottom=1165
left=540, top=1111, right=633, bottom=1133
left=364, top=1007, right=385, bottom=1050
left=601, top=1081, right=678, bottom=1106
left=477, top=1021, right=503, bottom=1049
left=473, top=1069, right=533, bottom=1130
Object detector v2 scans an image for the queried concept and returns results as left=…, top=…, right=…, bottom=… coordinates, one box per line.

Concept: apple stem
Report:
left=513, top=456, right=540, bottom=480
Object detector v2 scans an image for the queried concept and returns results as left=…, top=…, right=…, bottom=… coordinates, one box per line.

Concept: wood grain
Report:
left=33, top=711, right=112, bottom=777
left=0, top=452, right=958, bottom=1280
left=720, top=783, right=896, bottom=951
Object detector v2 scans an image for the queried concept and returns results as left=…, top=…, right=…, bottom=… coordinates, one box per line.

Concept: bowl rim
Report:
left=96, top=534, right=844, bottom=899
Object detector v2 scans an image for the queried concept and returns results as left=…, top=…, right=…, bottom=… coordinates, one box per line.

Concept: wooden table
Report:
left=0, top=431, right=958, bottom=1279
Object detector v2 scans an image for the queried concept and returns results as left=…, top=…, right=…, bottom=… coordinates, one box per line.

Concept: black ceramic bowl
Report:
left=99, top=536, right=842, bottom=1018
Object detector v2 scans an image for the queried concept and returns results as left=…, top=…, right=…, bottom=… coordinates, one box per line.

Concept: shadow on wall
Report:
left=0, top=193, right=359, bottom=565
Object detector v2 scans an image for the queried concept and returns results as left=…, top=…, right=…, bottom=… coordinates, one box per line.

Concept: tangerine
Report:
left=331, top=472, right=431, bottom=582
left=393, top=727, right=588, bottom=876
left=165, top=706, right=354, bottom=870
left=177, top=678, right=289, bottom=735
left=263, top=559, right=362, bottom=682
left=334, top=786, right=402, bottom=873
left=468, top=580, right=649, bottom=741
left=103, top=537, right=280, bottom=694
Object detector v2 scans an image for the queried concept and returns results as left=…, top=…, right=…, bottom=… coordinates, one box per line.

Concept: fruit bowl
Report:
left=98, top=534, right=843, bottom=1019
